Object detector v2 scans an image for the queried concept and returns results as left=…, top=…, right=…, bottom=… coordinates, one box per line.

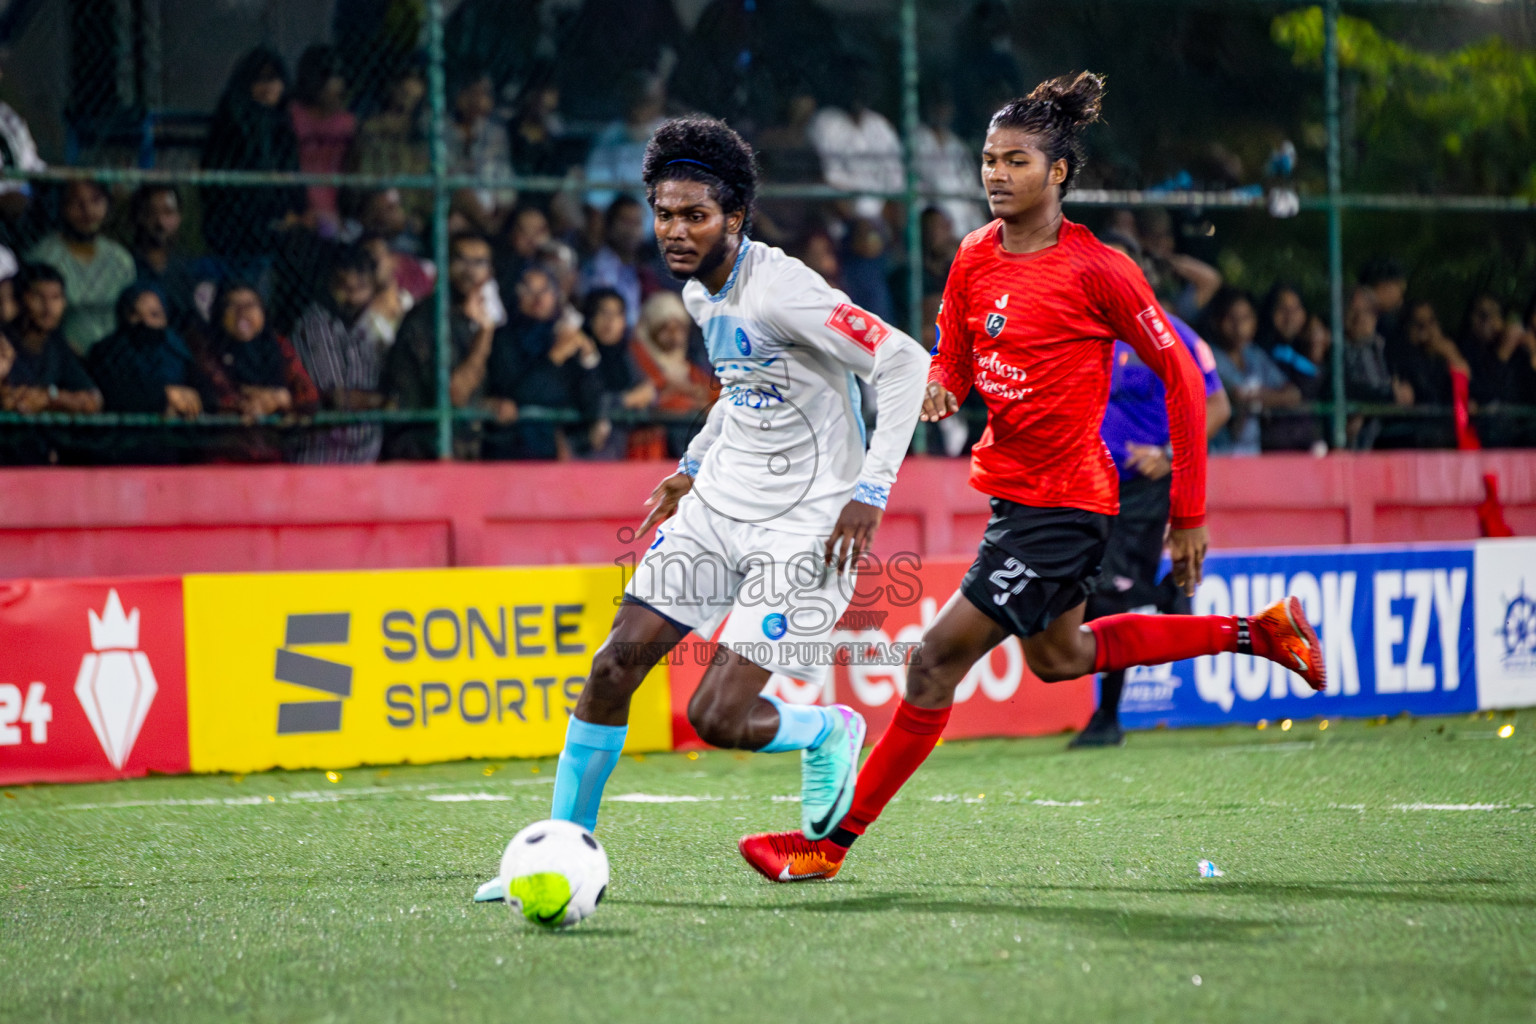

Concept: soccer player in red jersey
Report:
left=740, top=71, right=1327, bottom=883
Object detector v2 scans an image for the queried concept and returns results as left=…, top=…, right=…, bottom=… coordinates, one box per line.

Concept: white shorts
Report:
left=624, top=493, right=857, bottom=685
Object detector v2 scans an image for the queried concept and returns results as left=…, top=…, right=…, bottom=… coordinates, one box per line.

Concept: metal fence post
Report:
left=901, top=0, right=928, bottom=455
left=1324, top=0, right=1347, bottom=450
left=427, top=0, right=453, bottom=460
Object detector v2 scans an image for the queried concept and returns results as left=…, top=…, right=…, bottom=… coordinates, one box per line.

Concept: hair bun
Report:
left=1026, top=71, right=1105, bottom=130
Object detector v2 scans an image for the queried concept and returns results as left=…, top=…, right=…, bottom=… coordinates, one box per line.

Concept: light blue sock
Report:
left=758, top=694, right=836, bottom=753
left=550, top=717, right=628, bottom=832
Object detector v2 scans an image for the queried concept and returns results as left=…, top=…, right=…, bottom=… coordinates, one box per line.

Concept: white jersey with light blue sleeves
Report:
left=678, top=239, right=930, bottom=534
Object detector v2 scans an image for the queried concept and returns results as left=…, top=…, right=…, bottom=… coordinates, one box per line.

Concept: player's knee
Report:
left=583, top=648, right=645, bottom=709
left=687, top=702, right=748, bottom=749
left=1026, top=641, right=1092, bottom=683
left=1032, top=660, right=1080, bottom=683
left=903, top=643, right=969, bottom=705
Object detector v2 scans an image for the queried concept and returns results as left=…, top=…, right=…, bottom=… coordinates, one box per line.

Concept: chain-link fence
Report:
left=0, top=0, right=1532, bottom=465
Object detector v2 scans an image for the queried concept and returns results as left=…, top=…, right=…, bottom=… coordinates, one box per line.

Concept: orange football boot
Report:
left=1251, top=596, right=1327, bottom=691
left=739, top=831, right=847, bottom=883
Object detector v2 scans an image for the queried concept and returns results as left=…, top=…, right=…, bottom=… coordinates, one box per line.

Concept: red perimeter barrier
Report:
left=0, top=577, right=188, bottom=784
left=0, top=452, right=1532, bottom=580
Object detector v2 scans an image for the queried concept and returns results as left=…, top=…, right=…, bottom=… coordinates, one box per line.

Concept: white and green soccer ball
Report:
left=499, top=819, right=610, bottom=928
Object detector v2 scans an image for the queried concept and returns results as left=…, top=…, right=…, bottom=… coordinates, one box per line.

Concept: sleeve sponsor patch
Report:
left=1194, top=338, right=1218, bottom=373
left=826, top=303, right=890, bottom=354
left=1136, top=306, right=1177, bottom=350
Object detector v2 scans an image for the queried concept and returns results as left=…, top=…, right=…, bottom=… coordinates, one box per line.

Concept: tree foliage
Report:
left=1273, top=7, right=1536, bottom=197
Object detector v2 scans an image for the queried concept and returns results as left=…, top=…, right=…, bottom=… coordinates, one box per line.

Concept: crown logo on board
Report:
left=88, top=589, right=140, bottom=650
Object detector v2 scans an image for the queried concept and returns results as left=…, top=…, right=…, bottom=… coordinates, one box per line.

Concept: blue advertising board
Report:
left=1116, top=539, right=1536, bottom=730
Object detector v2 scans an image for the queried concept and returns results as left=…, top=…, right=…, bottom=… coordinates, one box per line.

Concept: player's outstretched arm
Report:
left=1167, top=525, right=1207, bottom=597
left=678, top=391, right=726, bottom=478
left=854, top=326, right=931, bottom=492
left=1093, top=255, right=1210, bottom=594
left=824, top=499, right=882, bottom=574
left=638, top=472, right=692, bottom=536
left=824, top=329, right=930, bottom=571
left=1132, top=313, right=1208, bottom=594
left=1143, top=324, right=1209, bottom=596
left=637, top=397, right=723, bottom=536
left=926, top=254, right=974, bottom=411
left=1118, top=307, right=1207, bottom=531
left=1094, top=260, right=1208, bottom=513
left=919, top=382, right=959, bottom=422
left=759, top=260, right=931, bottom=571
left=1126, top=320, right=1208, bottom=592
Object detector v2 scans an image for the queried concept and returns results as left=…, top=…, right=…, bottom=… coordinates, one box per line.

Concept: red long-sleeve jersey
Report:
left=932, top=218, right=1207, bottom=528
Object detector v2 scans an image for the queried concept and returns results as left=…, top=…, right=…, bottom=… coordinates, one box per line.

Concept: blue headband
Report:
left=666, top=158, right=716, bottom=173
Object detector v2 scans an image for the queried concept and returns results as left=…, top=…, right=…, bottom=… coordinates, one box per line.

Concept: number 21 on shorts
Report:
left=988, top=558, right=1039, bottom=606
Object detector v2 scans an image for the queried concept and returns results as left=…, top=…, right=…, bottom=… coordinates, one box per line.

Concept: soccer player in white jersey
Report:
left=489, top=116, right=929, bottom=880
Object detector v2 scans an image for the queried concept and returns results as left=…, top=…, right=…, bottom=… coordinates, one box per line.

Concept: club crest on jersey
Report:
left=734, top=327, right=752, bottom=355
left=985, top=311, right=1007, bottom=338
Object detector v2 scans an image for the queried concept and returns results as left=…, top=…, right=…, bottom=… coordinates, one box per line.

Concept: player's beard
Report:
left=669, top=231, right=733, bottom=282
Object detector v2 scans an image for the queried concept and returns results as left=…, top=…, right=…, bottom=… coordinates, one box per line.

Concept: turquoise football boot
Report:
left=800, top=705, right=866, bottom=840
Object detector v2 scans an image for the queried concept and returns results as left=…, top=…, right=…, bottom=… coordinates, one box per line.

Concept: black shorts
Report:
left=1085, top=475, right=1190, bottom=621
left=959, top=498, right=1112, bottom=638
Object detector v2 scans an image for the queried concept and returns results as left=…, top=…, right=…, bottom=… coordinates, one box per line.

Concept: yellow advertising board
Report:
left=183, top=566, right=670, bottom=773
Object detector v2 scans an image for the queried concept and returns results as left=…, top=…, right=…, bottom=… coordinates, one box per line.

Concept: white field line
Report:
left=39, top=782, right=1531, bottom=815
left=928, top=794, right=1094, bottom=807
left=1029, top=799, right=1094, bottom=807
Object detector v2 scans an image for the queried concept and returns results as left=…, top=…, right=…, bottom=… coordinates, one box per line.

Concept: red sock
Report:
left=840, top=700, right=951, bottom=837
left=1088, top=614, right=1243, bottom=673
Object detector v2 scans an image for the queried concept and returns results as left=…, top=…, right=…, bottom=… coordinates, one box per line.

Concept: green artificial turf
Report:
left=3, top=712, right=1534, bottom=1023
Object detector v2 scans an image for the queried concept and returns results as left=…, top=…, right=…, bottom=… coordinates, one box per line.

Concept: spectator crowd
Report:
left=0, top=0, right=1532, bottom=465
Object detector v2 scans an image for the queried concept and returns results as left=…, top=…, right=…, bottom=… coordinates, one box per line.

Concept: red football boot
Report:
left=739, top=831, right=847, bottom=883
left=1251, top=596, right=1327, bottom=691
